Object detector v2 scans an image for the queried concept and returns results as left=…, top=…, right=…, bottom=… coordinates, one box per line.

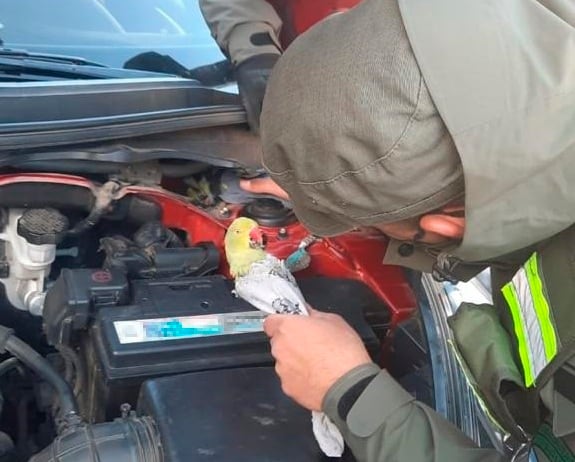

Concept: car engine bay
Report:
left=0, top=171, right=417, bottom=461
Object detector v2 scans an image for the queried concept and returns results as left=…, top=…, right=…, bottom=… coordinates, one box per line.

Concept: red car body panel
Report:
left=268, top=0, right=363, bottom=47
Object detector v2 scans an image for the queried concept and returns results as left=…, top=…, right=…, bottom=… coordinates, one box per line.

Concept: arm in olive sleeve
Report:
left=323, top=364, right=508, bottom=462
left=199, top=0, right=282, bottom=65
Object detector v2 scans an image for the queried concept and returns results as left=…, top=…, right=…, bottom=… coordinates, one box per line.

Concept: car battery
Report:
left=83, top=275, right=384, bottom=421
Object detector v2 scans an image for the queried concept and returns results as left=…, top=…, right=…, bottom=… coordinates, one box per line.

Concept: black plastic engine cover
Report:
left=138, top=367, right=357, bottom=462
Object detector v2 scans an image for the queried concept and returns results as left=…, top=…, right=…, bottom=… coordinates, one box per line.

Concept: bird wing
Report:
left=235, top=255, right=308, bottom=315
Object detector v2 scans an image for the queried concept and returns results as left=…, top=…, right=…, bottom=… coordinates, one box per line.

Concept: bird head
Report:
left=224, top=217, right=267, bottom=277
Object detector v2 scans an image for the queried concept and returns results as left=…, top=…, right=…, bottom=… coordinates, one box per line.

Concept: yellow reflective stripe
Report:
left=502, top=283, right=536, bottom=387
left=525, top=253, right=558, bottom=363
left=511, top=267, right=548, bottom=378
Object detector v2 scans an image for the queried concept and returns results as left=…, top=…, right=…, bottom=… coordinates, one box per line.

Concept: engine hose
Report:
left=0, top=357, right=21, bottom=377
left=65, top=207, right=107, bottom=237
left=0, top=327, right=79, bottom=431
left=65, top=181, right=124, bottom=238
left=56, top=344, right=86, bottom=398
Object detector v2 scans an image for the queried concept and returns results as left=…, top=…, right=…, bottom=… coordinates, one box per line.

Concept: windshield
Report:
left=0, top=0, right=225, bottom=73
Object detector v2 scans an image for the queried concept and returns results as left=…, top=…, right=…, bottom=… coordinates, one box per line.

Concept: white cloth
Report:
left=234, top=254, right=345, bottom=457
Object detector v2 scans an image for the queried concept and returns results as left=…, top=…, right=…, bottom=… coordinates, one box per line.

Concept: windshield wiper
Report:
left=0, top=47, right=108, bottom=67
left=124, top=52, right=232, bottom=86
left=0, top=47, right=178, bottom=81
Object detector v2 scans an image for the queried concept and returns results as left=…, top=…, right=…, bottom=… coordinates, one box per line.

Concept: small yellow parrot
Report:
left=224, top=217, right=344, bottom=457
left=225, top=217, right=267, bottom=278
left=224, top=217, right=307, bottom=315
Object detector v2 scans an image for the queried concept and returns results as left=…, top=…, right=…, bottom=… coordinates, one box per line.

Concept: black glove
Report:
left=188, top=60, right=234, bottom=87
left=235, top=53, right=280, bottom=134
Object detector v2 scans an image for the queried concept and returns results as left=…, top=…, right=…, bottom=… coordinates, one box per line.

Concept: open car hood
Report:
left=0, top=77, right=262, bottom=170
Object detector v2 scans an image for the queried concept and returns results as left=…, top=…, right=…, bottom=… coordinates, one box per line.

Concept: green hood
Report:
left=399, top=0, right=575, bottom=262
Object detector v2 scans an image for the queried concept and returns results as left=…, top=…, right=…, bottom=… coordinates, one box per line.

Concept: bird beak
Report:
left=249, top=226, right=265, bottom=249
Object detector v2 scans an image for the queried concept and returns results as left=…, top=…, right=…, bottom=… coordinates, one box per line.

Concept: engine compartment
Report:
left=0, top=172, right=417, bottom=461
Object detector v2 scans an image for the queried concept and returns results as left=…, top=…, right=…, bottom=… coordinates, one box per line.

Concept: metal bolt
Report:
left=219, top=206, right=231, bottom=218
left=120, top=403, right=132, bottom=419
left=278, top=228, right=288, bottom=239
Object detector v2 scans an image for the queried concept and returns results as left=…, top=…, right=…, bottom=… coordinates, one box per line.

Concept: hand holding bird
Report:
left=224, top=217, right=349, bottom=457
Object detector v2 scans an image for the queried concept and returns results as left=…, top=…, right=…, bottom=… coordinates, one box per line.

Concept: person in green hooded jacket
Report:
left=236, top=0, right=575, bottom=460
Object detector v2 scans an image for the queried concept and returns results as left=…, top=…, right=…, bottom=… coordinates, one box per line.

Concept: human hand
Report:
left=263, top=308, right=372, bottom=411
left=239, top=176, right=290, bottom=201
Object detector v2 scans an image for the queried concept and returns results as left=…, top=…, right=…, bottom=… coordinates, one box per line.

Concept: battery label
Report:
left=114, top=311, right=267, bottom=344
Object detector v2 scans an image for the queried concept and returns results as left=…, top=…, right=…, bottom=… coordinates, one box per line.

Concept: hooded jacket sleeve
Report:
left=199, top=0, right=282, bottom=65
left=323, top=364, right=507, bottom=462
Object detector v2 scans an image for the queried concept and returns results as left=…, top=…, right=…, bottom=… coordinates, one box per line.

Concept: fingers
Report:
left=264, top=311, right=345, bottom=344
left=308, top=308, right=341, bottom=322
left=420, top=214, right=465, bottom=238
left=306, top=305, right=319, bottom=316
left=263, top=314, right=288, bottom=337
left=270, top=337, right=281, bottom=361
left=239, top=178, right=290, bottom=200
left=308, top=309, right=329, bottom=320
left=264, top=313, right=308, bottom=337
